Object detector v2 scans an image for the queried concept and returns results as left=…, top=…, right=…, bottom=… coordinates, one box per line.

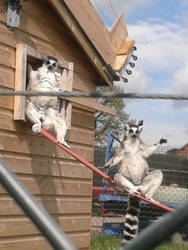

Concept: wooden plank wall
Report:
left=0, top=0, right=96, bottom=249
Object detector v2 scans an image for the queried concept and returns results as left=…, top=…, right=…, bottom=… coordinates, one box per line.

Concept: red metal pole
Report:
left=40, top=128, right=173, bottom=212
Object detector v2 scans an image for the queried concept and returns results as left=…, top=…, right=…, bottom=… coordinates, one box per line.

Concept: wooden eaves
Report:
left=47, top=0, right=135, bottom=116
left=48, top=0, right=113, bottom=87
left=48, top=0, right=135, bottom=87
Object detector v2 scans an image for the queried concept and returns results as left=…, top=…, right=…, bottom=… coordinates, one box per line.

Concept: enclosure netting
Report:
left=91, top=148, right=188, bottom=249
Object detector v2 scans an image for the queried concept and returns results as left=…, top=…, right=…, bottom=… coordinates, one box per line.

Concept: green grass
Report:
left=154, top=243, right=188, bottom=250
left=91, top=235, right=121, bottom=250
left=91, top=234, right=188, bottom=250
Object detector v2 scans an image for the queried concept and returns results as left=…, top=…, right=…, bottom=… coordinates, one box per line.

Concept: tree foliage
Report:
left=95, top=85, right=129, bottom=146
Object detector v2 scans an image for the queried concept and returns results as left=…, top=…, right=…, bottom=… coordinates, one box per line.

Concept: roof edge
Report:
left=48, top=0, right=117, bottom=86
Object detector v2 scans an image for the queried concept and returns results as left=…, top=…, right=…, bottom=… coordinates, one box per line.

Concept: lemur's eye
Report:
left=46, top=61, right=50, bottom=65
left=52, top=63, right=56, bottom=67
left=129, top=129, right=133, bottom=133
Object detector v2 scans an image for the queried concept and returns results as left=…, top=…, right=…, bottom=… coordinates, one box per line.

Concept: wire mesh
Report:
left=91, top=148, right=188, bottom=249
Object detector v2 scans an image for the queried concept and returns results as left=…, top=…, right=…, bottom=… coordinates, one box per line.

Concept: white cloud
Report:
left=141, top=121, right=188, bottom=148
left=180, top=0, right=188, bottom=6
left=182, top=10, right=188, bottom=27
left=90, top=0, right=188, bottom=148
left=184, top=123, right=188, bottom=135
left=116, top=20, right=188, bottom=148
left=171, top=62, right=188, bottom=109
left=128, top=20, right=188, bottom=111
left=121, top=98, right=187, bottom=148
left=172, top=62, right=188, bottom=94
left=90, top=0, right=188, bottom=73
left=121, top=96, right=188, bottom=148
left=128, top=21, right=188, bottom=71
left=115, top=69, right=149, bottom=92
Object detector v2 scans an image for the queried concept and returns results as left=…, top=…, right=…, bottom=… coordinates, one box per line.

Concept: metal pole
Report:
left=41, top=128, right=173, bottom=212
left=120, top=199, right=188, bottom=250
left=0, top=159, right=77, bottom=250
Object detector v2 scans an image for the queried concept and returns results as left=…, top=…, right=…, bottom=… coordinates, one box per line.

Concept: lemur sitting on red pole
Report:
left=104, top=120, right=167, bottom=245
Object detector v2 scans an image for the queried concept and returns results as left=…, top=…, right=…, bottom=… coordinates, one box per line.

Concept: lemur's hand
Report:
left=138, top=120, right=143, bottom=126
left=103, top=163, right=110, bottom=169
left=102, top=165, right=109, bottom=170
left=103, top=159, right=113, bottom=169
left=159, top=138, right=167, bottom=144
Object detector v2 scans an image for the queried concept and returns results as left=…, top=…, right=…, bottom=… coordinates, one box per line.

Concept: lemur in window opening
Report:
left=25, top=55, right=70, bottom=148
left=104, top=120, right=167, bottom=246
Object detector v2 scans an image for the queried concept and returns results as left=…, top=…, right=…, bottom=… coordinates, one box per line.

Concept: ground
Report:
left=91, top=234, right=188, bottom=250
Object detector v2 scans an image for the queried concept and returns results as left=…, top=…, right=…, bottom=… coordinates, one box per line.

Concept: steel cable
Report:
left=0, top=90, right=188, bottom=100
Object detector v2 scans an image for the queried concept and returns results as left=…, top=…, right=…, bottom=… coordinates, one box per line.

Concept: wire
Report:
left=108, top=0, right=134, bottom=41
left=92, top=0, right=113, bottom=26
left=108, top=0, right=118, bottom=20
left=0, top=90, right=188, bottom=100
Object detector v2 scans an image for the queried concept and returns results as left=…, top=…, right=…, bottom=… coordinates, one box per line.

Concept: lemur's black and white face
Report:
left=43, top=56, right=58, bottom=72
left=124, top=120, right=143, bottom=139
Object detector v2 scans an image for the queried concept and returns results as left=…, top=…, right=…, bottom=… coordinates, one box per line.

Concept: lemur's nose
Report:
left=47, top=65, right=53, bottom=71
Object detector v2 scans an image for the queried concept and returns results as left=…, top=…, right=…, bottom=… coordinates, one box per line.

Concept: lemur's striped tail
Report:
left=121, top=196, right=140, bottom=247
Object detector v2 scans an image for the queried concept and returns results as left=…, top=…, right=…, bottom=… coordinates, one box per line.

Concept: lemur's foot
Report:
left=58, top=140, right=71, bottom=149
left=32, top=123, right=41, bottom=134
left=39, top=114, right=45, bottom=122
left=104, top=160, right=113, bottom=168
left=136, top=185, right=143, bottom=195
left=128, top=188, right=141, bottom=196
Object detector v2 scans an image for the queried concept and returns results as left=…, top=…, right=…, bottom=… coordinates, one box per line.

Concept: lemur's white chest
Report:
left=126, top=139, right=139, bottom=153
left=28, top=66, right=59, bottom=109
left=119, top=138, right=148, bottom=184
left=38, top=67, right=58, bottom=90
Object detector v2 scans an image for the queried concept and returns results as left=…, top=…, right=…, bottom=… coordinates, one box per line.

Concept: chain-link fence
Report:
left=91, top=148, right=188, bottom=249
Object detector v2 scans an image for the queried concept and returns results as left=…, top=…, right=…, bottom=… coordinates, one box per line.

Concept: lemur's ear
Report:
left=27, top=64, right=33, bottom=75
left=138, top=120, right=143, bottom=126
left=47, top=55, right=58, bottom=62
left=125, top=124, right=130, bottom=131
left=40, top=53, right=48, bottom=62
left=138, top=120, right=143, bottom=136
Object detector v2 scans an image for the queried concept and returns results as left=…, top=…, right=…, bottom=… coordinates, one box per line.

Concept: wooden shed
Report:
left=0, top=0, right=134, bottom=249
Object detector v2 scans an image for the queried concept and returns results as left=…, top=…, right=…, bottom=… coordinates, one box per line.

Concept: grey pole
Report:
left=0, top=159, right=77, bottom=250
left=120, top=199, right=188, bottom=250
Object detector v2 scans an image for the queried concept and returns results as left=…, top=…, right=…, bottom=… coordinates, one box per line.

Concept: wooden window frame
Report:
left=14, top=43, right=73, bottom=129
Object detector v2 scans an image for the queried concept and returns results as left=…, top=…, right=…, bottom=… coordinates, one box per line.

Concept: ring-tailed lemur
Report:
left=25, top=55, right=70, bottom=148
left=104, top=120, right=167, bottom=246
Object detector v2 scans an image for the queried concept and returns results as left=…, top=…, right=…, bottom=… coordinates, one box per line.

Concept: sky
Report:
left=90, top=0, right=188, bottom=149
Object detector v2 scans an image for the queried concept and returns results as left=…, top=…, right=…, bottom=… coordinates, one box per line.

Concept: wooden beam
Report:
left=113, top=40, right=135, bottom=72
left=14, top=44, right=75, bottom=123
left=27, top=46, right=69, bottom=69
left=47, top=0, right=113, bottom=87
left=60, top=97, right=116, bottom=115
left=63, top=0, right=115, bottom=64
left=117, top=40, right=135, bottom=55
left=65, top=62, right=73, bottom=128
left=109, top=13, right=128, bottom=54
left=14, top=44, right=27, bottom=120
left=60, top=62, right=74, bottom=129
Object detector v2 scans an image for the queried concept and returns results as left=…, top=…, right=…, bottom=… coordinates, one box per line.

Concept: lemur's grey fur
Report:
left=25, top=55, right=70, bottom=148
left=104, top=120, right=167, bottom=245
